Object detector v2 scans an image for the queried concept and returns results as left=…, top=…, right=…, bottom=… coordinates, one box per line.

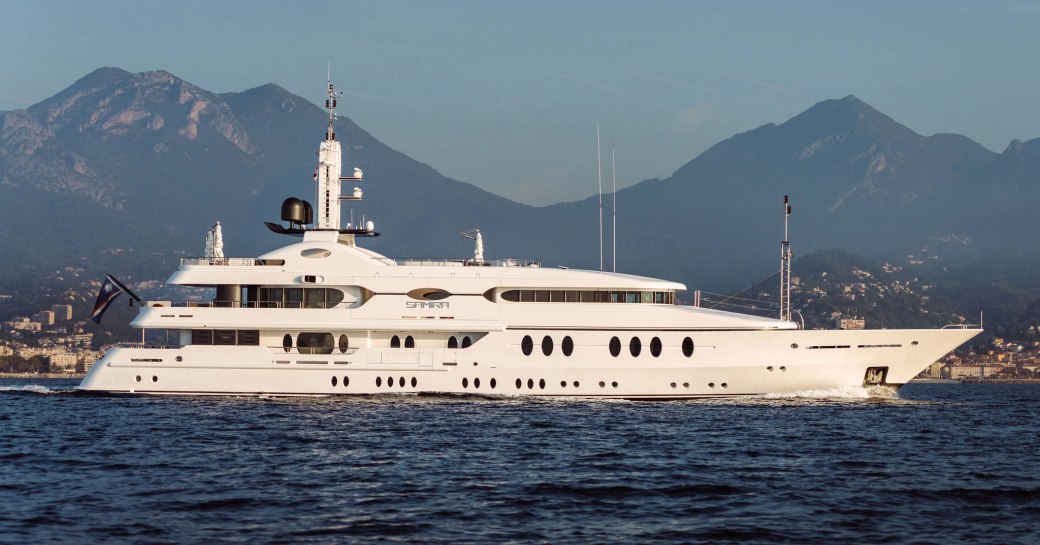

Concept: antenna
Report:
left=597, top=125, right=603, bottom=272
left=779, top=195, right=793, bottom=322
left=612, top=149, right=616, bottom=274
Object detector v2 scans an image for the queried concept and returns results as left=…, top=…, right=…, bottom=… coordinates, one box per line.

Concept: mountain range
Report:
left=2, top=67, right=1039, bottom=293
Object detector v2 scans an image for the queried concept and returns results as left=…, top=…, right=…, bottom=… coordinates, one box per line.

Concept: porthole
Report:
left=670, top=382, right=677, bottom=389
left=152, top=376, right=158, bottom=383
left=387, top=376, right=393, bottom=387
left=399, top=377, right=405, bottom=387
left=721, top=383, right=728, bottom=389
left=629, top=337, right=641, bottom=357
left=338, top=334, right=349, bottom=353
left=611, top=381, right=618, bottom=388
left=390, top=335, right=401, bottom=348
left=791, top=343, right=799, bottom=349
left=448, top=336, right=458, bottom=349
left=175, top=356, right=182, bottom=362
left=599, top=381, right=605, bottom=388
left=331, top=376, right=338, bottom=387
left=344, top=376, right=350, bottom=387
left=515, top=378, right=522, bottom=389
left=573, top=381, right=579, bottom=387
left=767, top=366, right=774, bottom=371
left=376, top=376, right=382, bottom=387
left=561, top=381, right=567, bottom=387
left=474, top=378, right=481, bottom=389
left=609, top=336, right=621, bottom=357
left=780, top=366, right=787, bottom=371
left=461, top=336, right=472, bottom=348
left=912, top=341, right=919, bottom=346
left=405, top=335, right=415, bottom=348
left=463, top=378, right=469, bottom=388
left=527, top=378, right=534, bottom=389
left=562, top=336, right=574, bottom=356
left=136, top=376, right=141, bottom=382
left=282, top=334, right=292, bottom=353
left=650, top=337, right=662, bottom=357
left=490, top=378, right=496, bottom=389
left=682, top=382, right=689, bottom=388
left=682, top=337, right=694, bottom=357
left=411, top=377, right=417, bottom=387
left=539, top=379, right=545, bottom=389
left=708, top=382, right=715, bottom=388
left=541, top=336, right=553, bottom=356
left=521, top=335, right=533, bottom=356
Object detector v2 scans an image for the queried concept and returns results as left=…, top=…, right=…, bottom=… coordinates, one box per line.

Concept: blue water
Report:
left=1, top=380, right=1038, bottom=545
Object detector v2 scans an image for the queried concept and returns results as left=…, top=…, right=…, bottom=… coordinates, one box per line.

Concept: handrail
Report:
left=267, top=346, right=359, bottom=355
left=147, top=300, right=352, bottom=309
left=180, top=257, right=286, bottom=266
left=374, top=257, right=542, bottom=268
left=942, top=323, right=984, bottom=330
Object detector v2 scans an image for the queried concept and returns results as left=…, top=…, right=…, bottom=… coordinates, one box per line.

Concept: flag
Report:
left=313, top=164, right=319, bottom=180
left=91, top=274, right=124, bottom=324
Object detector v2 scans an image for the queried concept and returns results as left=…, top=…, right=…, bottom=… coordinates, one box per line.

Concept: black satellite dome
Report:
left=280, top=197, right=305, bottom=225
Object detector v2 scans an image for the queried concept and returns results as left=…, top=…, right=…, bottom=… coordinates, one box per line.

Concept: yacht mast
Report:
left=316, top=74, right=343, bottom=229
left=780, top=195, right=792, bottom=322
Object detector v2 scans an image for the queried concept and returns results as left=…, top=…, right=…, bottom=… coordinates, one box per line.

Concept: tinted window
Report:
left=282, top=333, right=292, bottom=352
left=562, top=336, right=574, bottom=356
left=338, top=334, right=349, bottom=353
left=650, top=337, right=662, bottom=357
left=609, top=336, right=621, bottom=357
left=521, top=335, right=533, bottom=356
left=629, top=337, right=641, bottom=357
left=297, top=332, right=334, bottom=354
left=541, top=336, right=553, bottom=356
left=683, top=337, right=694, bottom=357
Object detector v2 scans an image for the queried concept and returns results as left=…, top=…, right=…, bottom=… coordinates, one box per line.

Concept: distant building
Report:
left=945, top=362, right=1005, bottom=380
left=48, top=353, right=78, bottom=373
left=0, top=345, right=12, bottom=356
left=52, top=304, right=73, bottom=321
left=35, top=310, right=55, bottom=327
left=837, top=317, right=866, bottom=330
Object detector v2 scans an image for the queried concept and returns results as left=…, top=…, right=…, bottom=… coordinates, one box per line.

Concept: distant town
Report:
left=0, top=299, right=104, bottom=376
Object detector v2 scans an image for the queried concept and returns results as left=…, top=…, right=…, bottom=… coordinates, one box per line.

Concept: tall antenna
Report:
left=597, top=125, right=603, bottom=272
left=780, top=195, right=793, bottom=321
left=612, top=149, right=616, bottom=273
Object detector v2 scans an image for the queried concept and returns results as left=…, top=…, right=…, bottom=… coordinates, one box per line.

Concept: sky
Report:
left=2, top=0, right=1038, bottom=205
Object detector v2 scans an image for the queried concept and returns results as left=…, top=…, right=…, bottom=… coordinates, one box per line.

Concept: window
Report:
left=215, top=330, right=237, bottom=345
left=534, top=290, right=549, bottom=302
left=297, top=332, right=334, bottom=354
left=562, top=336, right=574, bottom=357
left=629, top=337, right=642, bottom=357
left=541, top=336, right=553, bottom=356
left=609, top=336, right=621, bottom=357
left=304, top=288, right=325, bottom=308
left=238, top=330, right=260, bottom=346
left=405, top=335, right=415, bottom=348
left=549, top=290, right=565, bottom=302
left=682, top=337, right=694, bottom=357
left=501, top=290, right=519, bottom=302
left=338, top=334, right=349, bottom=353
left=390, top=335, right=401, bottom=348
left=461, top=336, right=472, bottom=349
left=650, top=337, right=662, bottom=357
left=521, top=336, right=533, bottom=356
left=282, top=333, right=292, bottom=352
left=447, top=336, right=458, bottom=349
left=192, top=329, right=213, bottom=345
left=284, top=288, right=303, bottom=309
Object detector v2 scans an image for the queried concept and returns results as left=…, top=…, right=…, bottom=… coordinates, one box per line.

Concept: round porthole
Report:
left=573, top=381, right=579, bottom=387
left=135, top=376, right=141, bottom=382
left=599, top=381, right=605, bottom=388
left=609, top=336, right=621, bottom=357
left=708, top=382, right=715, bottom=388
left=670, top=382, right=677, bottom=389
left=562, top=336, right=574, bottom=356
left=152, top=376, right=158, bottom=383
left=791, top=343, right=799, bottom=349
left=682, top=337, right=694, bottom=357
left=650, top=337, right=662, bottom=357
left=912, top=341, right=919, bottom=346
left=629, top=337, right=641, bottom=357
left=541, top=336, right=553, bottom=356
left=521, top=335, right=533, bottom=356
left=561, top=381, right=567, bottom=387
left=611, top=381, right=618, bottom=388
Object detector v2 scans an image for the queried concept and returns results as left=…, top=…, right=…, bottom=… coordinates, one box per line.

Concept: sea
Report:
left=1, top=380, right=1038, bottom=545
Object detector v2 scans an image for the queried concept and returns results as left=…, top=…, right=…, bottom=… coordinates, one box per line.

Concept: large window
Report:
left=257, top=287, right=345, bottom=309
left=499, top=289, right=674, bottom=304
left=297, top=332, right=334, bottom=354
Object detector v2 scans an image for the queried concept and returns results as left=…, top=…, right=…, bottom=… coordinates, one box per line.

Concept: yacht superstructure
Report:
left=78, top=79, right=981, bottom=398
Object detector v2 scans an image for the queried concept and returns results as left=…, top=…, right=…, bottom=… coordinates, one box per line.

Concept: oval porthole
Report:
left=411, top=377, right=417, bottom=387
left=376, top=376, right=382, bottom=387
left=474, top=378, right=481, bottom=389
left=609, top=336, right=621, bottom=357
left=448, top=336, right=458, bottom=349
left=541, top=336, right=553, bottom=356
left=629, top=337, right=642, bottom=357
left=405, top=335, right=415, bottom=348
left=515, top=378, right=522, bottom=389
left=136, top=376, right=141, bottom=382
left=331, top=376, right=338, bottom=387
left=282, top=334, right=292, bottom=353
left=650, top=337, right=662, bottom=357
left=406, top=288, right=451, bottom=301
left=300, top=247, right=332, bottom=259
left=387, top=376, right=394, bottom=387
left=344, top=376, right=350, bottom=387
left=682, top=337, right=694, bottom=357
left=338, top=334, right=349, bottom=353
left=527, top=378, right=534, bottom=389
left=521, top=335, right=533, bottom=356
left=539, top=379, right=545, bottom=389
left=490, top=378, right=496, bottom=389
left=399, top=377, right=405, bottom=387
left=463, top=378, right=469, bottom=388
left=562, top=336, right=574, bottom=356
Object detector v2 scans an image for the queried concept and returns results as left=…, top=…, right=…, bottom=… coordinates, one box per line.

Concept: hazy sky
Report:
left=2, top=0, right=1038, bottom=205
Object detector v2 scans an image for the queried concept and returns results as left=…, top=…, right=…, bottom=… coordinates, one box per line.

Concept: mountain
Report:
left=2, top=69, right=1039, bottom=296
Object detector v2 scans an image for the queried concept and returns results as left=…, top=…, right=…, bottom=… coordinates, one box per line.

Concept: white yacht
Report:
left=78, top=80, right=981, bottom=398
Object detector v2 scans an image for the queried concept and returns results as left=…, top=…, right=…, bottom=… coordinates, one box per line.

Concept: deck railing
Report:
left=179, top=257, right=286, bottom=266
